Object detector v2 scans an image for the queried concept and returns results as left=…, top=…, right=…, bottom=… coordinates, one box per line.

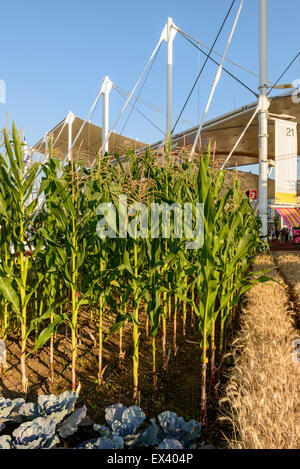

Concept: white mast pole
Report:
left=101, top=76, right=113, bottom=154
left=68, top=117, right=72, bottom=162
left=166, top=17, right=176, bottom=137
left=66, top=111, right=75, bottom=162
left=44, top=132, right=49, bottom=158
left=258, top=0, right=269, bottom=237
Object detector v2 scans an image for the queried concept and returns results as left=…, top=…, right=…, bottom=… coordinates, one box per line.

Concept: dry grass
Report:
left=273, top=252, right=300, bottom=306
left=222, top=254, right=300, bottom=449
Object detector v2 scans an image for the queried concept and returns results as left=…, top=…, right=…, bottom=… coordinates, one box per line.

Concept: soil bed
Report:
left=0, top=305, right=228, bottom=446
left=4, top=253, right=297, bottom=448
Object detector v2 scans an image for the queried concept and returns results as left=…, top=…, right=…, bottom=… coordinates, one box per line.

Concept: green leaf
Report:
left=24, top=162, right=40, bottom=197
left=0, top=276, right=20, bottom=314
left=12, top=122, right=23, bottom=169
left=32, top=315, right=65, bottom=352
left=4, top=131, right=21, bottom=188
left=0, top=192, right=8, bottom=218
left=50, top=204, right=68, bottom=230
left=123, top=249, right=134, bottom=275
left=55, top=180, right=76, bottom=217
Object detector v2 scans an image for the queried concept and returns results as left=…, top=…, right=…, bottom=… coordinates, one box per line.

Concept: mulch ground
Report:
left=269, top=240, right=300, bottom=252
left=0, top=303, right=231, bottom=447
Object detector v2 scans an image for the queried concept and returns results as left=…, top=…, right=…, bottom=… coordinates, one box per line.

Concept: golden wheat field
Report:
left=223, top=253, right=300, bottom=449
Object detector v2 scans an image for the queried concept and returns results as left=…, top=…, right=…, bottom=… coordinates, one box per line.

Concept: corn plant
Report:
left=0, top=124, right=269, bottom=423
left=0, top=125, right=40, bottom=391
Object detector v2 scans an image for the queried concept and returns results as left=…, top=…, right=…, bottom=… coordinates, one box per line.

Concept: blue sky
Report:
left=0, top=0, right=299, bottom=162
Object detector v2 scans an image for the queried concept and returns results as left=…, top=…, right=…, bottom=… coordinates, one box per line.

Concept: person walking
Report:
left=284, top=228, right=289, bottom=243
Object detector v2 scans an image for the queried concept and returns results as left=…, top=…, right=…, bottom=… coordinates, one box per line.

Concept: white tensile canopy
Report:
left=164, top=90, right=300, bottom=169
left=33, top=114, right=146, bottom=166
left=33, top=91, right=300, bottom=170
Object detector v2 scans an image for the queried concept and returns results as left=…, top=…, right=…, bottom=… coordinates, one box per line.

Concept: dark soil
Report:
left=0, top=304, right=233, bottom=448
left=269, top=240, right=300, bottom=252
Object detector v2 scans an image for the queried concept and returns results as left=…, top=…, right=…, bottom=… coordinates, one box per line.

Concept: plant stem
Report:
left=50, top=309, right=54, bottom=382
left=201, top=303, right=208, bottom=426
left=145, top=314, right=149, bottom=336
left=183, top=299, right=187, bottom=337
left=98, top=296, right=104, bottom=383
left=3, top=243, right=9, bottom=345
left=191, top=285, right=195, bottom=328
left=173, top=295, right=178, bottom=355
left=132, top=241, right=139, bottom=403
left=219, top=315, right=225, bottom=360
left=119, top=303, right=126, bottom=364
left=152, top=335, right=157, bottom=393
left=200, top=352, right=207, bottom=426
left=162, top=294, right=167, bottom=371
left=71, top=216, right=78, bottom=392
left=19, top=192, right=28, bottom=393
left=210, top=321, right=216, bottom=395
left=119, top=326, right=123, bottom=363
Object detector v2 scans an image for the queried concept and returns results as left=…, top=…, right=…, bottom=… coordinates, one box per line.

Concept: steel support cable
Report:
left=268, top=50, right=300, bottom=95
left=220, top=103, right=260, bottom=169
left=31, top=131, right=52, bottom=156
left=191, top=0, right=245, bottom=156
left=113, top=84, right=195, bottom=127
left=34, top=137, right=46, bottom=154
left=90, top=95, right=100, bottom=123
left=113, top=84, right=162, bottom=112
left=115, top=88, right=164, bottom=135
left=178, top=30, right=258, bottom=98
left=31, top=117, right=68, bottom=160
left=62, top=85, right=103, bottom=165
left=177, top=31, right=260, bottom=81
left=34, top=76, right=104, bottom=217
left=53, top=117, right=68, bottom=149
left=119, top=42, right=162, bottom=137
left=172, top=0, right=236, bottom=134
left=32, top=132, right=54, bottom=164
left=91, top=31, right=166, bottom=166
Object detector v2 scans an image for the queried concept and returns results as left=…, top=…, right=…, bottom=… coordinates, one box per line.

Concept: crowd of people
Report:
left=269, top=224, right=296, bottom=243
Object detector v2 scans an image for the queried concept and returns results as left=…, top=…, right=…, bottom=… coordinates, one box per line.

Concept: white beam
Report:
left=44, top=132, right=49, bottom=159
left=100, top=76, right=113, bottom=154
left=66, top=111, right=75, bottom=162
left=258, top=0, right=269, bottom=237
left=166, top=17, right=176, bottom=138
